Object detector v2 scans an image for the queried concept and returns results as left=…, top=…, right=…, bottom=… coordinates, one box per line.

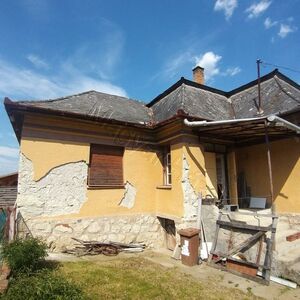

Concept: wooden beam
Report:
left=212, top=231, right=265, bottom=263
left=217, top=220, right=271, bottom=232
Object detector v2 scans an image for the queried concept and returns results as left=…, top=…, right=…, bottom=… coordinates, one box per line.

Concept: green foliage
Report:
left=2, top=270, right=87, bottom=300
left=1, top=237, right=47, bottom=274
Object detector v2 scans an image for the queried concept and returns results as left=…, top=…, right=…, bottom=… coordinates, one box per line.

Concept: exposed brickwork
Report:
left=286, top=232, right=300, bottom=242
left=0, top=262, right=11, bottom=294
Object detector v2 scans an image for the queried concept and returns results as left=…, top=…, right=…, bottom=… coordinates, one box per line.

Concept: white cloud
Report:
left=66, top=18, right=125, bottom=81
left=194, top=51, right=222, bottom=80
left=0, top=146, right=19, bottom=175
left=0, top=18, right=127, bottom=100
left=0, top=146, right=19, bottom=158
left=0, top=59, right=127, bottom=99
left=223, top=66, right=241, bottom=76
left=27, top=54, right=49, bottom=69
left=246, top=0, right=272, bottom=19
left=162, top=51, right=194, bottom=79
left=278, top=24, right=297, bottom=38
left=0, top=156, right=18, bottom=176
left=214, top=0, right=238, bottom=20
left=264, top=17, right=277, bottom=29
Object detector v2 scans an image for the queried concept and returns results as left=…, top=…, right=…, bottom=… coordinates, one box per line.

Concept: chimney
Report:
left=192, top=66, right=205, bottom=85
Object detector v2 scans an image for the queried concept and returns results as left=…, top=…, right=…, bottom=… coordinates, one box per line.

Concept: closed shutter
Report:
left=88, top=144, right=124, bottom=186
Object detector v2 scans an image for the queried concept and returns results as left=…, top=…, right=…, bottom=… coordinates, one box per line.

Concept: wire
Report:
left=261, top=61, right=300, bottom=74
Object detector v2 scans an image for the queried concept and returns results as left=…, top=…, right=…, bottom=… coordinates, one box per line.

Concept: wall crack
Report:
left=182, top=153, right=198, bottom=222
left=119, top=181, right=137, bottom=209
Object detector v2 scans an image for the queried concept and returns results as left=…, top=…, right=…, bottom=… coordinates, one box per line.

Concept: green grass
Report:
left=58, top=257, right=262, bottom=300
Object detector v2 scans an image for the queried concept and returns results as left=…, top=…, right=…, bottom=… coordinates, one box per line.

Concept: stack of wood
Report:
left=64, top=238, right=146, bottom=257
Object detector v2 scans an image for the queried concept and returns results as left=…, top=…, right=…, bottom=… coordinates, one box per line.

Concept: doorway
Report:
left=159, top=217, right=176, bottom=251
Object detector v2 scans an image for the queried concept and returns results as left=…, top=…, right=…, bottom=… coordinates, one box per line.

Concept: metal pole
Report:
left=197, top=193, right=203, bottom=260
left=197, top=193, right=202, bottom=230
left=257, top=59, right=264, bottom=115
left=264, top=121, right=275, bottom=213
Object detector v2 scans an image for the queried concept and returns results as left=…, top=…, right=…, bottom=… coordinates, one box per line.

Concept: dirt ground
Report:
left=48, top=249, right=299, bottom=300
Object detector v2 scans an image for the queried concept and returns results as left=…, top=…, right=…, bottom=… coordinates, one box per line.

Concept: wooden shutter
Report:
left=88, top=144, right=124, bottom=186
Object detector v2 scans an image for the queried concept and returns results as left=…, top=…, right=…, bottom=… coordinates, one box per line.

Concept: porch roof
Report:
left=184, top=115, right=300, bottom=146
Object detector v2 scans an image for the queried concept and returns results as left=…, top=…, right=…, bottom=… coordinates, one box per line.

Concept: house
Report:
left=3, top=67, right=300, bottom=253
left=0, top=172, right=18, bottom=242
left=0, top=172, right=18, bottom=208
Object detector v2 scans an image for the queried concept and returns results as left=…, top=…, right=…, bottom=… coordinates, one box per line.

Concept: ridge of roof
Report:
left=227, top=69, right=300, bottom=96
left=0, top=172, right=18, bottom=179
left=11, top=89, right=148, bottom=108
left=15, top=90, right=97, bottom=104
left=147, top=69, right=300, bottom=108
left=147, top=77, right=228, bottom=107
left=146, top=77, right=185, bottom=107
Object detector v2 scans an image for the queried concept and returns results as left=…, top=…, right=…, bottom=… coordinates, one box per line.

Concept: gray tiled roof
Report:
left=5, top=70, right=300, bottom=126
left=16, top=91, right=153, bottom=125
left=0, top=187, right=17, bottom=207
left=150, top=84, right=233, bottom=123
left=230, top=75, right=300, bottom=118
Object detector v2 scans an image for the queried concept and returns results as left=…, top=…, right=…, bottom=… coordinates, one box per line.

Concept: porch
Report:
left=184, top=114, right=300, bottom=213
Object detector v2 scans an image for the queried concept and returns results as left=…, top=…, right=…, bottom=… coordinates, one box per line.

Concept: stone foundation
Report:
left=18, top=214, right=165, bottom=251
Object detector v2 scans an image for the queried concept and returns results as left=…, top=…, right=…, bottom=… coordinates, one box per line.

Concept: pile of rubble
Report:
left=63, top=238, right=145, bottom=256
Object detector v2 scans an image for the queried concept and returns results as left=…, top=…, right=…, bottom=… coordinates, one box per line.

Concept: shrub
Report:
left=1, top=237, right=47, bottom=274
left=2, top=270, right=86, bottom=300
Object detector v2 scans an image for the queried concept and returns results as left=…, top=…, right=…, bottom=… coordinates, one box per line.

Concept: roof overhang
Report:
left=184, top=115, right=300, bottom=146
left=4, top=97, right=155, bottom=143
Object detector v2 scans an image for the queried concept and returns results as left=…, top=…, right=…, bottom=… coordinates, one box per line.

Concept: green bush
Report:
left=2, top=270, right=86, bottom=300
left=1, top=237, right=47, bottom=274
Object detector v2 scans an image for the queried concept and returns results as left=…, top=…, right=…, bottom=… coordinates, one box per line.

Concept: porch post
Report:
left=264, top=121, right=276, bottom=214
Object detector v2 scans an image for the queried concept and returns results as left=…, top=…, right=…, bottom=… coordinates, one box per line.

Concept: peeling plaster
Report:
left=17, top=153, right=88, bottom=218
left=182, top=153, right=198, bottom=221
left=119, top=181, right=137, bottom=209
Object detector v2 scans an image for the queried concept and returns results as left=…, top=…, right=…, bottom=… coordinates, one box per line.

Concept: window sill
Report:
left=156, top=185, right=172, bottom=190
left=88, top=185, right=125, bottom=190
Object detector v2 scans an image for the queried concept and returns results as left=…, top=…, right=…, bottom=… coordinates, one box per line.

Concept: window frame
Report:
left=163, top=147, right=172, bottom=186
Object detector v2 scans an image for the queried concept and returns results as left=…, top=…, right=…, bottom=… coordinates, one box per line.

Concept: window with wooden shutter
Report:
left=88, top=144, right=124, bottom=187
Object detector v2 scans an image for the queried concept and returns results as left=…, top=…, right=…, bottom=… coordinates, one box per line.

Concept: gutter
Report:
left=184, top=115, right=300, bottom=134
left=267, top=115, right=300, bottom=134
left=183, top=116, right=267, bottom=127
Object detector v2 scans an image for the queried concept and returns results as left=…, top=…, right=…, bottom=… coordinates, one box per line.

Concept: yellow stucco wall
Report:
left=20, top=136, right=189, bottom=219
left=236, top=138, right=300, bottom=213
left=204, top=152, right=218, bottom=198
left=184, top=144, right=206, bottom=194
left=155, top=143, right=184, bottom=218
left=81, top=148, right=161, bottom=216
left=21, top=138, right=90, bottom=181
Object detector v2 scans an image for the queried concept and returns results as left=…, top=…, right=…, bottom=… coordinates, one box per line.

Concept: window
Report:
left=88, top=144, right=124, bottom=187
left=163, top=148, right=172, bottom=185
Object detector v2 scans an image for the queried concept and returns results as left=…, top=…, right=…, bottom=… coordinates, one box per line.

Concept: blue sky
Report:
left=0, top=0, right=299, bottom=175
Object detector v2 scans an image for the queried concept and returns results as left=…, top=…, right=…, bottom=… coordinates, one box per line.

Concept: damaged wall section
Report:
left=17, top=154, right=88, bottom=218
left=119, top=182, right=137, bottom=209
left=181, top=153, right=198, bottom=223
